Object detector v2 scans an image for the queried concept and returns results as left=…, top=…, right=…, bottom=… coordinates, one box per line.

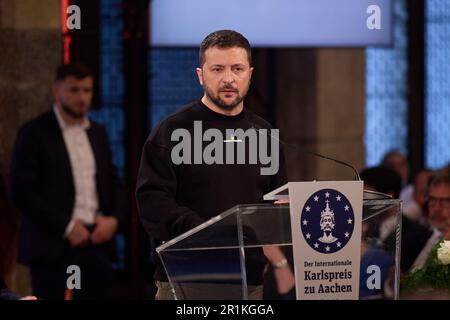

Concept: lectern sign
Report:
left=289, top=181, right=363, bottom=299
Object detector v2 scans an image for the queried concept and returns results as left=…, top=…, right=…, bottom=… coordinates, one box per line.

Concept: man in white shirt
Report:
left=10, top=62, right=127, bottom=299
left=410, top=168, right=450, bottom=270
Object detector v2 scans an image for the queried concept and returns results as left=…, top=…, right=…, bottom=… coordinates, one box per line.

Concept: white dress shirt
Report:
left=53, top=106, right=99, bottom=237
left=410, top=228, right=442, bottom=271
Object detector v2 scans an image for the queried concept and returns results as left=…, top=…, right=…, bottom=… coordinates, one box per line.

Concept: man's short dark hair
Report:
left=360, top=166, right=402, bottom=198
left=55, top=62, right=93, bottom=82
left=199, top=30, right=252, bottom=67
left=381, top=150, right=406, bottom=166
left=428, top=168, right=450, bottom=190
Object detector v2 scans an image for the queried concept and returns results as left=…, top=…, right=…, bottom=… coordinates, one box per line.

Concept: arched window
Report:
left=365, top=0, right=408, bottom=166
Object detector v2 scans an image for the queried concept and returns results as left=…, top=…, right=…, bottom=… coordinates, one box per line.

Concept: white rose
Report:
left=437, top=240, right=450, bottom=265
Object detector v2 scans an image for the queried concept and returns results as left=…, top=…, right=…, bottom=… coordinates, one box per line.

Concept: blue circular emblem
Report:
left=300, top=189, right=354, bottom=254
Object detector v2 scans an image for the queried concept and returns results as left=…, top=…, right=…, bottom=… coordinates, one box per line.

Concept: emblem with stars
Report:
left=301, top=189, right=354, bottom=254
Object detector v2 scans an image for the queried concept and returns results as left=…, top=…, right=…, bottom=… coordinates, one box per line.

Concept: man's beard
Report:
left=430, top=215, right=445, bottom=232
left=61, top=101, right=87, bottom=119
left=204, top=83, right=249, bottom=110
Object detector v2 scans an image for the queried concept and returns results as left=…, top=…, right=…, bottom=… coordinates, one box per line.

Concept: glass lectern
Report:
left=157, top=192, right=401, bottom=300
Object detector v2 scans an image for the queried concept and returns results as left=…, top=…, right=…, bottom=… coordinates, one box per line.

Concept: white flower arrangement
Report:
left=437, top=240, right=450, bottom=265
left=402, top=240, right=450, bottom=293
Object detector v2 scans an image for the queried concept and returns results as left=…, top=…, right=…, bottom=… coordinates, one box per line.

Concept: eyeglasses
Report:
left=427, top=196, right=450, bottom=209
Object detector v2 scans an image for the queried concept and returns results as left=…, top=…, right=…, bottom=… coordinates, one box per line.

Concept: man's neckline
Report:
left=198, top=100, right=246, bottom=121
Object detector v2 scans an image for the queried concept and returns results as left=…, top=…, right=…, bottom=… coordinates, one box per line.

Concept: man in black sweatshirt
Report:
left=136, top=30, right=287, bottom=299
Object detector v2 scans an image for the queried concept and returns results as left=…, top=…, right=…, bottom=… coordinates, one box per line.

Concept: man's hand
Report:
left=91, top=216, right=118, bottom=245
left=263, top=245, right=286, bottom=264
left=263, top=245, right=295, bottom=294
left=68, top=220, right=90, bottom=248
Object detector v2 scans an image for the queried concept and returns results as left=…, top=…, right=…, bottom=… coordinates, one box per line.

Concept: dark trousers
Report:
left=31, top=242, right=114, bottom=300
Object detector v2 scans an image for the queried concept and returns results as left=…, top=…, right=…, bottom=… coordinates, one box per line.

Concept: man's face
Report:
left=427, top=183, right=450, bottom=232
left=53, top=76, right=93, bottom=119
left=414, top=171, right=432, bottom=206
left=196, top=46, right=253, bottom=110
left=320, top=215, right=335, bottom=231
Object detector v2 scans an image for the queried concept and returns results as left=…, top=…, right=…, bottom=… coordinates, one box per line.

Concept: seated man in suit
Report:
left=10, top=62, right=127, bottom=299
left=360, top=166, right=433, bottom=273
left=409, top=168, right=450, bottom=270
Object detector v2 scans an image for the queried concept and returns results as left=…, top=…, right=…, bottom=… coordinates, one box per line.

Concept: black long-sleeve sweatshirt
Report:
left=136, top=100, right=287, bottom=281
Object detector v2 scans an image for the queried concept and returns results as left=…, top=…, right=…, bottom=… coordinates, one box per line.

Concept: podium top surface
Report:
left=263, top=183, right=393, bottom=201
left=157, top=197, right=401, bottom=253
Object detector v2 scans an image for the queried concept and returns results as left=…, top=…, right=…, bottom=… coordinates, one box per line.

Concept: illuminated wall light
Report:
left=61, top=0, right=71, bottom=63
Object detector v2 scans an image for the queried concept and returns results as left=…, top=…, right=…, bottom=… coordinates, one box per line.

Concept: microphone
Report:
left=250, top=124, right=361, bottom=181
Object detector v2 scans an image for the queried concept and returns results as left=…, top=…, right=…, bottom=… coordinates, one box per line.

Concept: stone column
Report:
left=314, top=49, right=365, bottom=180
left=0, top=0, right=61, bottom=295
left=274, top=48, right=365, bottom=181
left=0, top=0, right=61, bottom=171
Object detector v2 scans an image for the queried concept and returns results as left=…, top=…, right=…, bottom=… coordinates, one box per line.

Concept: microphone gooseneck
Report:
left=250, top=125, right=361, bottom=181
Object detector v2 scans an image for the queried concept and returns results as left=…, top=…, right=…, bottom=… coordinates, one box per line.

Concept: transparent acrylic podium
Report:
left=157, top=191, right=402, bottom=300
